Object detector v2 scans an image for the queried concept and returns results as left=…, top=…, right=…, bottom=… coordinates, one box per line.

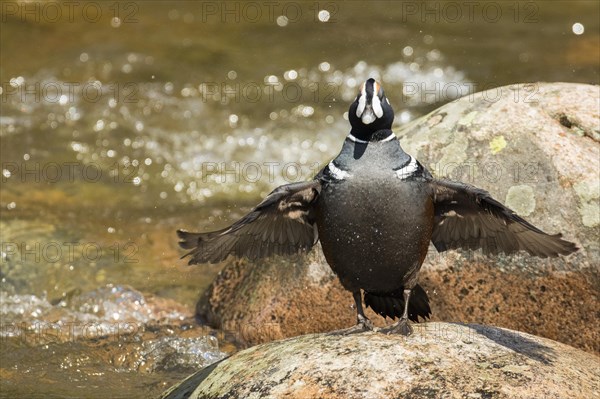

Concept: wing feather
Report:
left=430, top=179, right=577, bottom=258
left=177, top=180, right=321, bottom=264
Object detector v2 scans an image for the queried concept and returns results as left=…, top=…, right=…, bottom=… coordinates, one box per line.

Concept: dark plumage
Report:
left=178, top=78, right=578, bottom=335
left=364, top=285, right=431, bottom=322
left=178, top=181, right=320, bottom=263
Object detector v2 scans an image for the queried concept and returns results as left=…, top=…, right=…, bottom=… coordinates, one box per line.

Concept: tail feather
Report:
left=364, top=284, right=431, bottom=322
left=176, top=229, right=204, bottom=250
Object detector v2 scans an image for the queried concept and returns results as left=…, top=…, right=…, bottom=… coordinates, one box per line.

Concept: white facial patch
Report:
left=395, top=157, right=418, bottom=180
left=328, top=161, right=351, bottom=180
left=356, top=83, right=367, bottom=118
left=371, top=94, right=383, bottom=118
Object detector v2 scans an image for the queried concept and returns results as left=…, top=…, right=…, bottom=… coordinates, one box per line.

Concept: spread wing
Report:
left=429, top=179, right=577, bottom=258
left=177, top=180, right=321, bottom=264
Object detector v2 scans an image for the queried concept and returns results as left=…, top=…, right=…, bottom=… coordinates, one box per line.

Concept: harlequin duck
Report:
left=178, top=78, right=577, bottom=335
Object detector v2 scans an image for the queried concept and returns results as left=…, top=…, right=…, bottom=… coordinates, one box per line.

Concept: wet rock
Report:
left=161, top=323, right=600, bottom=399
left=196, top=83, right=600, bottom=354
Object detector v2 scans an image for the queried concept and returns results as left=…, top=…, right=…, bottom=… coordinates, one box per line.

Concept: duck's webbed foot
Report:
left=380, top=288, right=414, bottom=336
left=328, top=291, right=374, bottom=335
left=380, top=317, right=413, bottom=336
left=329, top=314, right=374, bottom=335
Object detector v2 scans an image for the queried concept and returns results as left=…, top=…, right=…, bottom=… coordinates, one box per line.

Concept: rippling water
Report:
left=1, top=1, right=599, bottom=397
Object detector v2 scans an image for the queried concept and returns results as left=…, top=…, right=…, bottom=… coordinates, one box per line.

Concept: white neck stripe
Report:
left=395, top=156, right=418, bottom=180
left=347, top=133, right=369, bottom=143
left=347, top=133, right=396, bottom=143
left=381, top=133, right=397, bottom=142
left=327, top=161, right=351, bottom=180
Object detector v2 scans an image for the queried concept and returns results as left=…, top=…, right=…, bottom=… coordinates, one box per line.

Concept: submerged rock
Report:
left=196, top=83, right=599, bottom=354
left=161, top=323, right=599, bottom=399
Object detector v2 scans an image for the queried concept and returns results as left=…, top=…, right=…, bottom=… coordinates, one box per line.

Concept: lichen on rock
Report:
left=505, top=184, right=536, bottom=216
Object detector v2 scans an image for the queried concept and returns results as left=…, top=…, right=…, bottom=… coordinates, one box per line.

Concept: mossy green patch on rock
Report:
left=458, top=111, right=478, bottom=127
left=505, top=185, right=536, bottom=216
left=574, top=179, right=600, bottom=203
left=573, top=179, right=600, bottom=227
left=437, top=131, right=469, bottom=173
left=489, top=135, right=507, bottom=154
left=578, top=202, right=600, bottom=228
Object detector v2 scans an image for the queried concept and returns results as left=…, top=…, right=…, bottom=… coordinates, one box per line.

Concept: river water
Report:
left=1, top=1, right=598, bottom=397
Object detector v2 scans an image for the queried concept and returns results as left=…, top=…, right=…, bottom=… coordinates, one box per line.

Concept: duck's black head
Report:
left=348, top=78, right=395, bottom=141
